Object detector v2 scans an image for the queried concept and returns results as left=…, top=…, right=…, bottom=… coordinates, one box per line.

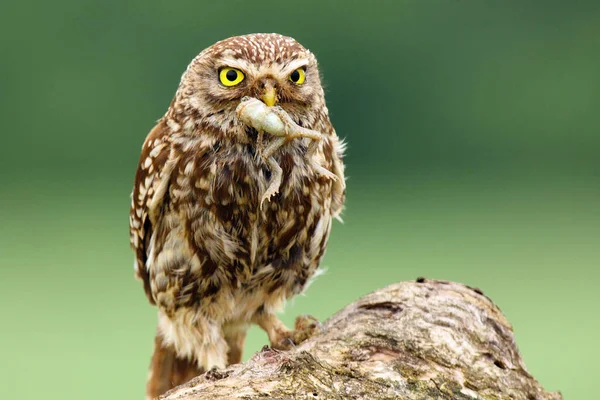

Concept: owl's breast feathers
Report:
left=129, top=120, right=345, bottom=315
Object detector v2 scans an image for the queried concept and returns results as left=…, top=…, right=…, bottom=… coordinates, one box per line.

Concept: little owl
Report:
left=129, top=33, right=345, bottom=398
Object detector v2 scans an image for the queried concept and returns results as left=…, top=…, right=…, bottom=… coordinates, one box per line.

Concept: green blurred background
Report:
left=1, top=0, right=598, bottom=398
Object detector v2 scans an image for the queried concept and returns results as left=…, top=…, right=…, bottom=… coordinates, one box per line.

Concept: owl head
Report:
left=169, top=33, right=329, bottom=136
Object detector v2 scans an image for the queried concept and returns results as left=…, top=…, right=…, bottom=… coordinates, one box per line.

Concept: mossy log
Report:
left=161, top=279, right=562, bottom=400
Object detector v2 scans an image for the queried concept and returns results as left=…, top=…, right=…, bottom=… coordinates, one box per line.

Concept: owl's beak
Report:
left=260, top=83, right=278, bottom=107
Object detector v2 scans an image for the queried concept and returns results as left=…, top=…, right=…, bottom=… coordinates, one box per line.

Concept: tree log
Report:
left=161, top=279, right=562, bottom=400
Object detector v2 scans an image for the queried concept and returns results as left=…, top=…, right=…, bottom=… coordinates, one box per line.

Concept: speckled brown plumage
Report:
left=129, top=33, right=345, bottom=399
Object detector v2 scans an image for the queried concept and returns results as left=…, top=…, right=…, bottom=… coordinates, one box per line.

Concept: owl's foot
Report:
left=254, top=313, right=323, bottom=351
left=278, top=314, right=324, bottom=350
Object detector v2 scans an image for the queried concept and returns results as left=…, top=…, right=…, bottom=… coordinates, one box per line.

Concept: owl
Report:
left=129, top=33, right=345, bottom=398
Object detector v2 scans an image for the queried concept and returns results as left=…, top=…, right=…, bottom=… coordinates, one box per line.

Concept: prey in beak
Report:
left=235, top=96, right=340, bottom=207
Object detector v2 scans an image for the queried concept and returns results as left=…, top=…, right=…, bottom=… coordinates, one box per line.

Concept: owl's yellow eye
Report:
left=289, top=68, right=306, bottom=85
left=219, top=67, right=245, bottom=86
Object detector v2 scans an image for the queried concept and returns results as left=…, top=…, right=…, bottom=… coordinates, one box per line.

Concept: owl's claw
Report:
left=254, top=313, right=323, bottom=352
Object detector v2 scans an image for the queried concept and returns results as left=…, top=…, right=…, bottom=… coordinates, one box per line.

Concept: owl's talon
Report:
left=284, top=337, right=297, bottom=350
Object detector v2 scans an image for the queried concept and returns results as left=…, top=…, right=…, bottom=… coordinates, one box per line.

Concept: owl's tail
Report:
left=146, top=333, right=203, bottom=399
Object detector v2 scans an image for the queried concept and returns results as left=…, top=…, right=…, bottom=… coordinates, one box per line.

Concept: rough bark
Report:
left=161, top=279, right=562, bottom=400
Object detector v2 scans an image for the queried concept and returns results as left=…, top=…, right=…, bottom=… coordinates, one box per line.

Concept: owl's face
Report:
left=172, top=34, right=328, bottom=136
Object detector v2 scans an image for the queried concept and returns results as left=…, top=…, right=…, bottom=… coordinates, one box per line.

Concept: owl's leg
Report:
left=253, top=312, right=291, bottom=349
left=146, top=332, right=204, bottom=399
left=223, top=323, right=249, bottom=365
left=253, top=312, right=322, bottom=350
left=149, top=311, right=228, bottom=398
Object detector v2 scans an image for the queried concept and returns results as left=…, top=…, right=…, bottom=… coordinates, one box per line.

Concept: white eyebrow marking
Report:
left=217, top=57, right=260, bottom=76
left=282, top=59, right=310, bottom=74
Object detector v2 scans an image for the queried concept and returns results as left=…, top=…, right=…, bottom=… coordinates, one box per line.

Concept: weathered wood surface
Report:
left=161, top=279, right=562, bottom=400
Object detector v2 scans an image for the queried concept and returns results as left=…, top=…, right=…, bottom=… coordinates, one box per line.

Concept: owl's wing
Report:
left=129, top=119, right=176, bottom=304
